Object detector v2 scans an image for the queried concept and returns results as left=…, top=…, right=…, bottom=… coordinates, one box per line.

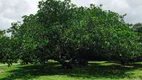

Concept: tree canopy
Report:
left=0, top=0, right=142, bottom=67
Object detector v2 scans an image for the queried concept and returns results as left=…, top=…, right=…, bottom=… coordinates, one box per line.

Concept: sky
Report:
left=0, top=0, right=142, bottom=30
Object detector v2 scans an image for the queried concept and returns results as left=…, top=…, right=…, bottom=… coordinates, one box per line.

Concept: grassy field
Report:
left=0, top=61, right=142, bottom=80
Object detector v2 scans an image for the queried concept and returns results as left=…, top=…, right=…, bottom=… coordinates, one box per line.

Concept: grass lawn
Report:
left=0, top=61, right=142, bottom=80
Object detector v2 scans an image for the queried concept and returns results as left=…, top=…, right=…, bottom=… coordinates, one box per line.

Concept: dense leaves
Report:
left=0, top=0, right=141, bottom=66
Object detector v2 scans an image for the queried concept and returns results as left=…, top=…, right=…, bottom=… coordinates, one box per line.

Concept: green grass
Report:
left=0, top=61, right=142, bottom=80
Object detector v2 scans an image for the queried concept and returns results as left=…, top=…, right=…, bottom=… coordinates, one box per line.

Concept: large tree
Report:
left=5, top=0, right=142, bottom=67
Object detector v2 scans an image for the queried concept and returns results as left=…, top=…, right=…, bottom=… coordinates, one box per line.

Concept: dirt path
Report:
left=0, top=69, right=4, bottom=73
left=0, top=64, right=7, bottom=66
left=0, top=63, right=20, bottom=66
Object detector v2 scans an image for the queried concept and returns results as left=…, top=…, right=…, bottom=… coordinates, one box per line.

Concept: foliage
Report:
left=133, top=23, right=142, bottom=42
left=0, top=30, right=19, bottom=66
left=0, top=0, right=141, bottom=66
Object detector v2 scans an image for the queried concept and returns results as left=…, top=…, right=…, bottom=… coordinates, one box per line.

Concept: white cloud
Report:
left=0, top=0, right=39, bottom=30
left=0, top=0, right=142, bottom=30
left=72, top=0, right=95, bottom=6
left=25, top=0, right=40, bottom=14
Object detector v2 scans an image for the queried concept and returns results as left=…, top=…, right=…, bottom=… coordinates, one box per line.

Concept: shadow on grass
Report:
left=1, top=61, right=142, bottom=80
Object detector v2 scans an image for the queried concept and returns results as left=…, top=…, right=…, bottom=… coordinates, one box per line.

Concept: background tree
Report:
left=133, top=23, right=142, bottom=42
left=0, top=30, right=19, bottom=67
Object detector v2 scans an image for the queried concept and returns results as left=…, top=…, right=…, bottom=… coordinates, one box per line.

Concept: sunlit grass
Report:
left=0, top=61, right=142, bottom=80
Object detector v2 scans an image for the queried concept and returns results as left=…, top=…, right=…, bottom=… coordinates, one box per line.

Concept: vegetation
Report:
left=0, top=0, right=142, bottom=79
left=133, top=23, right=142, bottom=42
left=0, top=61, right=142, bottom=80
